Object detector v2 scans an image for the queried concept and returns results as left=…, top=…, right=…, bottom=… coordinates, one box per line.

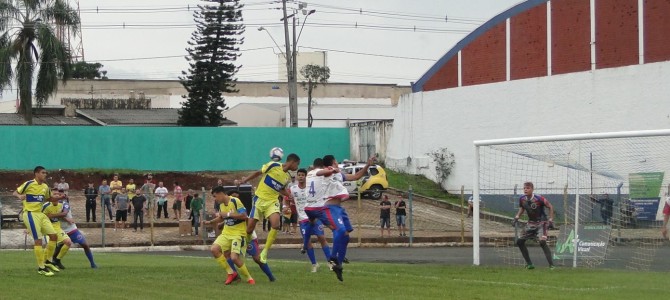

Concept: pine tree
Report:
left=178, top=0, right=244, bottom=126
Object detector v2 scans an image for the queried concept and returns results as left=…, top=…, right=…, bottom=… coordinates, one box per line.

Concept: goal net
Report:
left=473, top=130, right=670, bottom=270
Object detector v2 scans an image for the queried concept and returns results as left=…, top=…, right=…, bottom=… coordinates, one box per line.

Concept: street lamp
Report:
left=297, top=9, right=316, bottom=43
left=257, top=27, right=285, bottom=58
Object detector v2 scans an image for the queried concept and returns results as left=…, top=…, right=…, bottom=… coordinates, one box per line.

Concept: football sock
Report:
left=236, top=262, right=251, bottom=279
left=227, top=258, right=238, bottom=273
left=264, top=228, right=278, bottom=253
left=338, top=235, right=350, bottom=265
left=53, top=243, right=63, bottom=259
left=56, top=244, right=70, bottom=260
left=322, top=245, right=332, bottom=260
left=46, top=240, right=57, bottom=262
left=84, top=249, right=96, bottom=266
left=516, top=240, right=532, bottom=265
left=540, top=241, right=554, bottom=266
left=34, top=246, right=45, bottom=268
left=307, top=248, right=317, bottom=264
left=260, top=263, right=274, bottom=280
left=331, top=229, right=346, bottom=264
left=216, top=256, right=233, bottom=274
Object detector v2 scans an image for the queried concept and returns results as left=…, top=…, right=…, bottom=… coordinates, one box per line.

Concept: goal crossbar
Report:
left=474, top=129, right=670, bottom=147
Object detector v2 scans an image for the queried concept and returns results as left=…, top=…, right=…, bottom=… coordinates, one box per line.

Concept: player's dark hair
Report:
left=323, top=155, right=335, bottom=167
left=297, top=168, right=307, bottom=175
left=174, top=181, right=179, bottom=186
left=194, top=193, right=199, bottom=197
left=313, top=158, right=324, bottom=168
left=34, top=166, right=45, bottom=174
left=524, top=181, right=534, bottom=188
left=212, top=185, right=226, bottom=195
left=286, top=153, right=300, bottom=162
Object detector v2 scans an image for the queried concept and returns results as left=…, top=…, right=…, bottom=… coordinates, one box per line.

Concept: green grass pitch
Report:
left=0, top=250, right=666, bottom=299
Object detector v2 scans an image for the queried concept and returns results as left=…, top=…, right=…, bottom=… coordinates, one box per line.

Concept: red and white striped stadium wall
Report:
left=412, top=0, right=670, bottom=93
left=387, top=0, right=670, bottom=190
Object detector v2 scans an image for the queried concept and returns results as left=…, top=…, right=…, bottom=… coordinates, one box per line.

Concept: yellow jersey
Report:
left=126, top=183, right=137, bottom=198
left=41, top=201, right=64, bottom=231
left=111, top=180, right=123, bottom=193
left=17, top=180, right=52, bottom=212
left=255, top=161, right=290, bottom=202
left=219, top=197, right=247, bottom=236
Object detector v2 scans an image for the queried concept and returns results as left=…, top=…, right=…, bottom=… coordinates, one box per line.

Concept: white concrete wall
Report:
left=223, top=104, right=283, bottom=127
left=0, top=100, right=16, bottom=113
left=174, top=95, right=395, bottom=128
left=387, top=61, right=670, bottom=190
left=278, top=51, right=328, bottom=81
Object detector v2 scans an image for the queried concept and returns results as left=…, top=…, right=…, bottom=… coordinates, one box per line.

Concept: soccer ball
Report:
left=270, top=147, right=284, bottom=161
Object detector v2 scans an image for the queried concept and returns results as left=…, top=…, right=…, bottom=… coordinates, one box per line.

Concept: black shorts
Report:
left=520, top=221, right=548, bottom=240
left=290, top=213, right=298, bottom=224
left=116, top=210, right=128, bottom=221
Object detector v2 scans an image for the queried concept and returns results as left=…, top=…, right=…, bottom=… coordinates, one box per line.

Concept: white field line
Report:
left=453, top=278, right=622, bottom=291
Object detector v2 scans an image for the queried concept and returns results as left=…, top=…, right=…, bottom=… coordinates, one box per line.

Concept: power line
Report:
left=79, top=21, right=471, bottom=34
left=299, top=46, right=435, bottom=61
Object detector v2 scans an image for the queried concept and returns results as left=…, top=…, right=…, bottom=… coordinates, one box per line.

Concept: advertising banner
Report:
left=628, top=172, right=664, bottom=221
left=554, top=224, right=611, bottom=260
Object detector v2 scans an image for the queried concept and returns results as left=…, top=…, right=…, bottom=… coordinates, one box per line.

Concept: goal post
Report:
left=473, top=129, right=670, bottom=269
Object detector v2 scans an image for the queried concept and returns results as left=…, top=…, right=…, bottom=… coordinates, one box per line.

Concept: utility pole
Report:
left=282, top=0, right=298, bottom=127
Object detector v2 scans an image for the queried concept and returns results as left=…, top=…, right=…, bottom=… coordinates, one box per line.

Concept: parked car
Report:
left=338, top=161, right=388, bottom=200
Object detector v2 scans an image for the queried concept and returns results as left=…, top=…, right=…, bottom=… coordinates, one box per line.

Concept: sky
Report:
left=0, top=0, right=523, bottom=102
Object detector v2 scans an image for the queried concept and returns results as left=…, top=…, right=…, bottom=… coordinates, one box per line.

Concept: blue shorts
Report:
left=305, top=205, right=353, bottom=232
left=246, top=238, right=259, bottom=257
left=66, top=229, right=87, bottom=245
left=300, top=219, right=325, bottom=239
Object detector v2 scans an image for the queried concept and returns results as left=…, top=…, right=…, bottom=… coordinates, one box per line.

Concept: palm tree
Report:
left=0, top=0, right=79, bottom=125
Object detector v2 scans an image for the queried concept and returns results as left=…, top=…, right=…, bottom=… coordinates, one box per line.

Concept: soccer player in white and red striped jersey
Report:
left=289, top=167, right=332, bottom=272
left=305, top=156, right=374, bottom=281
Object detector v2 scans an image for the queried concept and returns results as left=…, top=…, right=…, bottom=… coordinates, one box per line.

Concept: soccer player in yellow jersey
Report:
left=13, top=166, right=65, bottom=276
left=42, top=190, right=73, bottom=270
left=204, top=186, right=255, bottom=285
left=241, top=153, right=300, bottom=263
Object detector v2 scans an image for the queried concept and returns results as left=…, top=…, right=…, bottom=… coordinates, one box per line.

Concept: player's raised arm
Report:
left=316, top=167, right=339, bottom=177
left=241, top=171, right=262, bottom=184
left=344, top=156, right=376, bottom=181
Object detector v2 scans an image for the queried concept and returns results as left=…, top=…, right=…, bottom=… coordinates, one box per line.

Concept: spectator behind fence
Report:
left=190, top=193, right=203, bottom=236
left=110, top=174, right=123, bottom=205
left=394, top=194, right=407, bottom=237
left=131, top=189, right=146, bottom=232
left=114, top=188, right=130, bottom=231
left=141, top=173, right=156, bottom=218
left=173, top=181, right=183, bottom=220
left=126, top=178, right=136, bottom=215
left=380, top=195, right=392, bottom=238
left=590, top=193, right=613, bottom=225
left=99, top=179, right=113, bottom=220
left=55, top=176, right=69, bottom=196
left=155, top=181, right=169, bottom=219
left=84, top=182, right=98, bottom=222
left=185, top=189, right=194, bottom=220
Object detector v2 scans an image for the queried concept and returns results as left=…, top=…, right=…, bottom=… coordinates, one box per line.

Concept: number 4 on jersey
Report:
left=309, top=181, right=316, bottom=197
